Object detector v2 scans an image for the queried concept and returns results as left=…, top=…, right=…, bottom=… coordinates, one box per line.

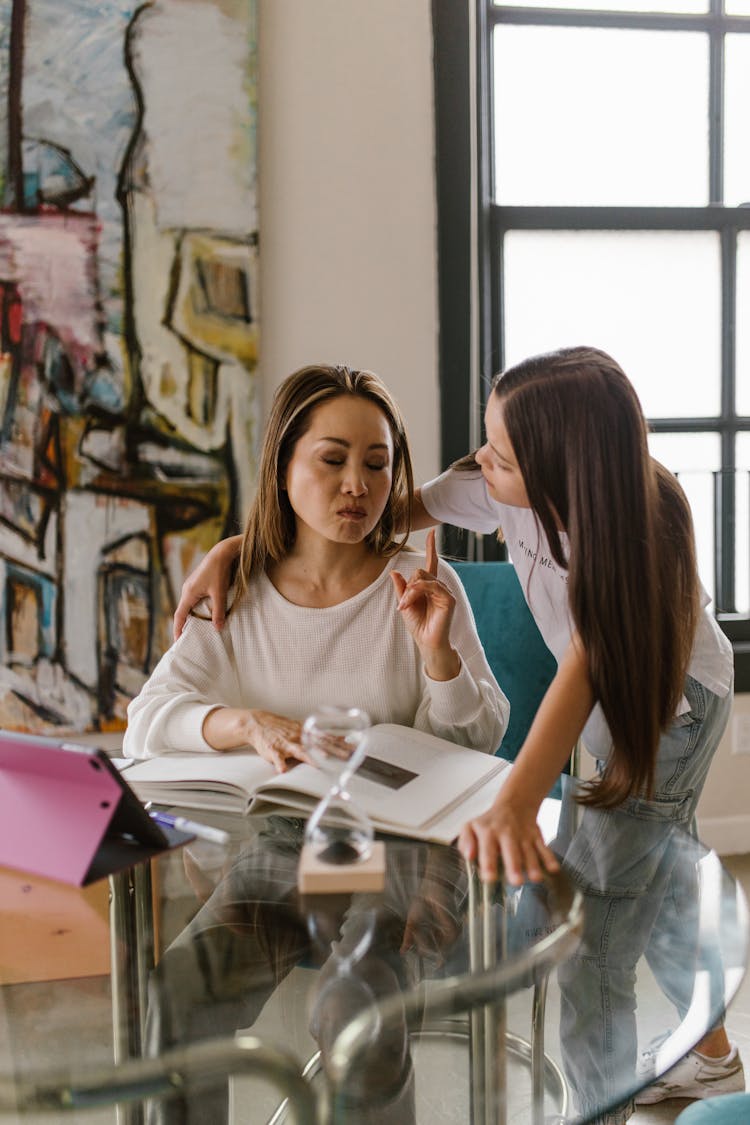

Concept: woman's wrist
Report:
left=423, top=646, right=461, bottom=682
left=202, top=706, right=255, bottom=750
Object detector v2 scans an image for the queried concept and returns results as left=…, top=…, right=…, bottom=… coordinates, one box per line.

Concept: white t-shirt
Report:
left=124, top=549, right=509, bottom=760
left=421, top=467, right=734, bottom=756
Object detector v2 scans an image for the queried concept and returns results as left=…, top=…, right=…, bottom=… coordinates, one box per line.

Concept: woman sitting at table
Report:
left=124, top=362, right=507, bottom=766
left=126, top=363, right=508, bottom=1125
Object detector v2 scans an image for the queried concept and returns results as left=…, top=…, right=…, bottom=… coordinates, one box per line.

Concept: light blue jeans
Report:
left=556, top=674, right=733, bottom=1125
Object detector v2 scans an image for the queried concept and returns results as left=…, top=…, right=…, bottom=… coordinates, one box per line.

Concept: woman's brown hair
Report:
left=492, top=346, right=700, bottom=807
left=236, top=364, right=414, bottom=596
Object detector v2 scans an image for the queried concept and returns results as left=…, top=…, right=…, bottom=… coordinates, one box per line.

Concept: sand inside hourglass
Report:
left=302, top=707, right=374, bottom=866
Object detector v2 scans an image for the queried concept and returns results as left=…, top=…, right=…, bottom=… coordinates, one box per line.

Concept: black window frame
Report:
left=432, top=0, right=750, bottom=689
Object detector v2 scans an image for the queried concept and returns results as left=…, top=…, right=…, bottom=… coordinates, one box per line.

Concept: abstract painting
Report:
left=0, top=0, right=258, bottom=732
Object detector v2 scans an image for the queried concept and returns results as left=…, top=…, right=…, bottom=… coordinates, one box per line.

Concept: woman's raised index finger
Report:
left=425, top=527, right=439, bottom=576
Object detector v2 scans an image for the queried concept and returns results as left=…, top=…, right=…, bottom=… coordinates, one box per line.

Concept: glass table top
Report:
left=0, top=784, right=747, bottom=1125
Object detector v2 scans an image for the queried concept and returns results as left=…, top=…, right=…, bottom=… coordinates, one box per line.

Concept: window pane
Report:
left=737, top=436, right=750, bottom=614
left=494, top=0, right=707, bottom=9
left=726, top=0, right=750, bottom=14
left=648, top=432, right=720, bottom=475
left=725, top=36, right=750, bottom=208
left=737, top=233, right=750, bottom=416
left=504, top=231, right=721, bottom=417
left=493, top=27, right=708, bottom=205
left=649, top=433, right=720, bottom=600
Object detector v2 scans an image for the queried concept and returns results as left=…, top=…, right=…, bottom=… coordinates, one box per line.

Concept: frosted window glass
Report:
left=648, top=433, right=719, bottom=597
left=647, top=432, right=720, bottom=475
left=737, top=435, right=750, bottom=613
left=494, top=0, right=707, bottom=9
left=739, top=433, right=750, bottom=470
left=736, top=233, right=750, bottom=416
left=493, top=27, right=708, bottom=206
left=504, top=231, right=721, bottom=417
left=725, top=37, right=750, bottom=208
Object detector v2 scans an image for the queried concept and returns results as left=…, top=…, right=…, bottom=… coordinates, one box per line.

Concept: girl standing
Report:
left=422, top=346, right=740, bottom=1123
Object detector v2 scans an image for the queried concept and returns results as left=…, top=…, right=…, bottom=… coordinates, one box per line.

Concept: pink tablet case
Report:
left=0, top=731, right=192, bottom=885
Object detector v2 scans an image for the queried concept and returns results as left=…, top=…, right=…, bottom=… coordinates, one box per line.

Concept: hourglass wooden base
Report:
left=298, top=841, right=386, bottom=893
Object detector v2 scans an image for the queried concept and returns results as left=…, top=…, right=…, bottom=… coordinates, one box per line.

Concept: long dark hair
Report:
left=493, top=346, right=700, bottom=807
left=237, top=364, right=413, bottom=595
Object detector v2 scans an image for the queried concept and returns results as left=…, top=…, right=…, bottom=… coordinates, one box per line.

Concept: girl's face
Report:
left=475, top=393, right=531, bottom=509
left=283, top=395, right=394, bottom=548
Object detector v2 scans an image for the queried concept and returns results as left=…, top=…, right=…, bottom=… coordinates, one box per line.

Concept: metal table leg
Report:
left=109, top=862, right=155, bottom=1125
left=468, top=863, right=507, bottom=1125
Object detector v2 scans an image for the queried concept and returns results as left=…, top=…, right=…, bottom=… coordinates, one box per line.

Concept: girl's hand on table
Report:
left=391, top=528, right=460, bottom=681
left=458, top=794, right=560, bottom=887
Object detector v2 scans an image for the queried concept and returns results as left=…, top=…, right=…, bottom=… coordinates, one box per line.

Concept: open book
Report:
left=122, top=724, right=513, bottom=845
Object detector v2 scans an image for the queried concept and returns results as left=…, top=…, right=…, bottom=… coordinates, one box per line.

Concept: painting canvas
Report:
left=0, top=0, right=258, bottom=733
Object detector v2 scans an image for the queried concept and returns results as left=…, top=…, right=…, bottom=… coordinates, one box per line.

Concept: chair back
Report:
left=451, top=561, right=558, bottom=764
left=675, top=1093, right=750, bottom=1123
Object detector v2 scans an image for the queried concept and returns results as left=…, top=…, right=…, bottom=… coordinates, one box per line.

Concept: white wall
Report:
left=697, top=692, right=750, bottom=854
left=256, top=0, right=440, bottom=489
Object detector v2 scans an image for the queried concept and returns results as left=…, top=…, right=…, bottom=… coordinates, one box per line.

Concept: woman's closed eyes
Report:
left=321, top=456, right=389, bottom=472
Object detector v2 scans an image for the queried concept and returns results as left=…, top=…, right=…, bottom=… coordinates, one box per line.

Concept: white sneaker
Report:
left=635, top=1037, right=745, bottom=1104
left=636, top=1030, right=673, bottom=1082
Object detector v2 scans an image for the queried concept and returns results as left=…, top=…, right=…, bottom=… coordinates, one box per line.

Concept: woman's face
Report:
left=475, top=393, right=531, bottom=509
left=283, top=394, right=395, bottom=547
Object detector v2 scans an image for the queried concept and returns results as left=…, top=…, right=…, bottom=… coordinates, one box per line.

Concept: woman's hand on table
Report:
left=203, top=706, right=309, bottom=773
left=173, top=535, right=242, bottom=640
left=247, top=710, right=311, bottom=772
left=390, top=528, right=460, bottom=681
left=458, top=793, right=560, bottom=887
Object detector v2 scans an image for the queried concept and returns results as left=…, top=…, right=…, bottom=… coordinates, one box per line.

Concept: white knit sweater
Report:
left=124, top=551, right=509, bottom=760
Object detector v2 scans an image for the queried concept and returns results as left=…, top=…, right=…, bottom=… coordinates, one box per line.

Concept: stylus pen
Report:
left=149, top=810, right=229, bottom=846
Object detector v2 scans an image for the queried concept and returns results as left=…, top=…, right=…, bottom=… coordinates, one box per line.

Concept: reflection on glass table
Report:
left=124, top=818, right=582, bottom=1125
left=0, top=785, right=747, bottom=1125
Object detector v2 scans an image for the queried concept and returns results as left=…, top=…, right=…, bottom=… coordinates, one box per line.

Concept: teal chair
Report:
left=451, top=561, right=558, bottom=762
left=676, top=1093, right=750, bottom=1122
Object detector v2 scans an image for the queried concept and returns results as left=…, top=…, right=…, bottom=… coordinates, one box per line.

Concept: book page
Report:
left=253, top=724, right=506, bottom=831
left=346, top=724, right=503, bottom=828
left=124, top=725, right=509, bottom=834
left=125, top=750, right=277, bottom=812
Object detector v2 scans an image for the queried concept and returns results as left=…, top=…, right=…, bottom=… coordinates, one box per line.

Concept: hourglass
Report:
left=298, top=706, right=386, bottom=892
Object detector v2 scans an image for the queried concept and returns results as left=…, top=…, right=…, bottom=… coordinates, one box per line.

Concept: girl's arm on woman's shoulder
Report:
left=410, top=488, right=440, bottom=531
left=173, top=535, right=243, bottom=639
left=459, top=638, right=595, bottom=884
